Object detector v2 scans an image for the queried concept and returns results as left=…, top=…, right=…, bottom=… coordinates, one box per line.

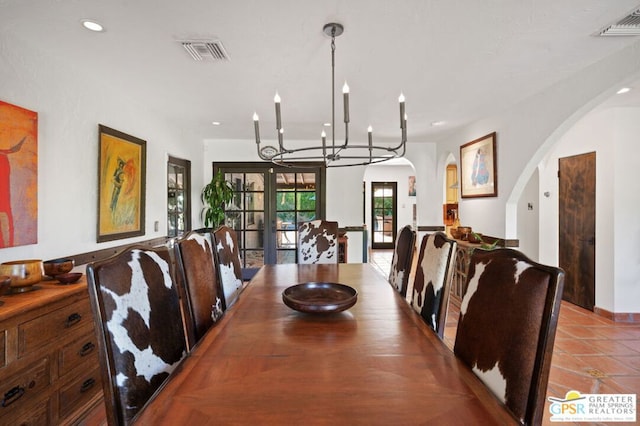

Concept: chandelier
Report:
left=253, top=23, right=407, bottom=168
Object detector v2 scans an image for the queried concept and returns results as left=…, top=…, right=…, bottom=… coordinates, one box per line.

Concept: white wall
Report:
left=517, top=168, right=539, bottom=260
left=0, top=34, right=204, bottom=264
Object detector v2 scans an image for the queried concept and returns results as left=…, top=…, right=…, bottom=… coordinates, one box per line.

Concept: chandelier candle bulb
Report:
left=321, top=130, right=327, bottom=155
left=367, top=125, right=373, bottom=147
left=253, top=113, right=260, bottom=142
left=399, top=93, right=405, bottom=128
left=274, top=93, right=282, bottom=130
left=343, top=82, right=350, bottom=123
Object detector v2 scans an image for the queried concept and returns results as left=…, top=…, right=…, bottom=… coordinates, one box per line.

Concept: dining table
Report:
left=136, top=263, right=516, bottom=425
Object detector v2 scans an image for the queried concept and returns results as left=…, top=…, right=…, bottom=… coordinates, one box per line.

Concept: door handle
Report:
left=579, top=237, right=595, bottom=245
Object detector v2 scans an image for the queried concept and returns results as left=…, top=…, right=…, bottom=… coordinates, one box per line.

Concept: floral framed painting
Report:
left=97, top=125, right=146, bottom=242
left=460, top=132, right=497, bottom=198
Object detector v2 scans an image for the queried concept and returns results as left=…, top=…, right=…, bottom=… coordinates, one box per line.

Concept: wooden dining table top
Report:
left=136, top=263, right=516, bottom=425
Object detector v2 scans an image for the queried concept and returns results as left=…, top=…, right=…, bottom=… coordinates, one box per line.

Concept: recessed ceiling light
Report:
left=617, top=87, right=631, bottom=94
left=431, top=120, right=446, bottom=126
left=81, top=20, right=104, bottom=32
left=212, top=121, right=221, bottom=126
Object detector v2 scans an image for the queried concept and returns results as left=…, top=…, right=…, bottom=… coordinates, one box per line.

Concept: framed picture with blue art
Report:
left=97, top=124, right=146, bottom=242
left=460, top=132, right=497, bottom=198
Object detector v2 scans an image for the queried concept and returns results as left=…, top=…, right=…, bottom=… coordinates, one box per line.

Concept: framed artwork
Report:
left=408, top=175, right=416, bottom=196
left=97, top=125, right=146, bottom=242
left=0, top=100, right=38, bottom=248
left=460, top=132, right=497, bottom=198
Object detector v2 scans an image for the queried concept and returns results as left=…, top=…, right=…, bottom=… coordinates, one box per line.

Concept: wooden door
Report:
left=558, top=152, right=596, bottom=310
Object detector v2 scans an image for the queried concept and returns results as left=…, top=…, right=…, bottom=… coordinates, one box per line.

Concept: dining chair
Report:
left=297, top=220, right=339, bottom=264
left=212, top=225, right=244, bottom=308
left=453, top=248, right=564, bottom=426
left=409, top=232, right=457, bottom=337
left=388, top=224, right=416, bottom=297
left=86, top=245, right=188, bottom=425
left=174, top=230, right=225, bottom=350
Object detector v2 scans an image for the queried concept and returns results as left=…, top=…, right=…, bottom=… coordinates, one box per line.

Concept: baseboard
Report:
left=594, top=306, right=640, bottom=323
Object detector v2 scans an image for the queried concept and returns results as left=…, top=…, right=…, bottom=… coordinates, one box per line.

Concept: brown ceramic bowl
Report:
left=467, top=233, right=483, bottom=243
left=450, top=229, right=463, bottom=239
left=56, top=272, right=83, bottom=284
left=0, top=259, right=43, bottom=292
left=43, top=258, right=74, bottom=277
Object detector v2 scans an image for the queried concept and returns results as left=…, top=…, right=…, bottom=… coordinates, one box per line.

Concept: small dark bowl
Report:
left=43, top=258, right=74, bottom=277
left=56, top=272, right=83, bottom=284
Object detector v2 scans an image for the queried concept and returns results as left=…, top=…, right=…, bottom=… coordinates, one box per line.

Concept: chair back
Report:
left=174, top=230, right=224, bottom=349
left=86, top=245, right=187, bottom=425
left=453, top=248, right=564, bottom=425
left=410, top=232, right=457, bottom=336
left=388, top=225, right=416, bottom=297
left=297, top=220, right=339, bottom=264
left=212, top=226, right=244, bottom=308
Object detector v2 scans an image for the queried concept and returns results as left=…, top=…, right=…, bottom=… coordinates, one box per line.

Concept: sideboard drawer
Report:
left=1, top=396, right=50, bottom=426
left=18, top=298, right=93, bottom=357
left=58, top=366, right=101, bottom=419
left=0, top=357, right=51, bottom=419
left=59, top=331, right=99, bottom=377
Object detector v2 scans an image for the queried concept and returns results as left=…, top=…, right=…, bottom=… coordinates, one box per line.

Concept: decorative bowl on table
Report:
left=0, top=259, right=43, bottom=292
left=56, top=272, right=83, bottom=284
left=282, top=282, right=358, bottom=314
left=43, top=258, right=74, bottom=278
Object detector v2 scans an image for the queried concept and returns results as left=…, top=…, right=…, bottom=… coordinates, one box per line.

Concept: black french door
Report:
left=213, top=163, right=326, bottom=272
left=371, top=181, right=397, bottom=249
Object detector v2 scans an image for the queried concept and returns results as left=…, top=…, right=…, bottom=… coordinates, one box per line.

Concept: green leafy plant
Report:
left=201, top=170, right=234, bottom=228
left=472, top=232, right=499, bottom=250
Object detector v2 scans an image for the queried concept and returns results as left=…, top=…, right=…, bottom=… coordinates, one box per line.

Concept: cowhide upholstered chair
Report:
left=86, top=245, right=188, bottom=425
left=409, top=232, right=457, bottom=337
left=388, top=225, right=416, bottom=298
left=453, top=248, right=564, bottom=426
left=212, top=226, right=244, bottom=309
left=174, top=230, right=225, bottom=350
left=297, top=220, right=339, bottom=264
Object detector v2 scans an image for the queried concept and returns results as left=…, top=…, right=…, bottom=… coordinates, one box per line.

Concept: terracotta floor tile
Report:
left=620, top=339, right=640, bottom=352
left=604, top=376, right=640, bottom=394
left=573, top=355, right=640, bottom=376
left=588, top=339, right=640, bottom=356
left=560, top=325, right=608, bottom=339
left=553, top=338, right=605, bottom=356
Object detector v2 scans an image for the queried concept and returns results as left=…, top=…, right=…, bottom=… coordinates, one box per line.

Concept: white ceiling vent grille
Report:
left=598, top=8, right=640, bottom=36
left=180, top=40, right=230, bottom=61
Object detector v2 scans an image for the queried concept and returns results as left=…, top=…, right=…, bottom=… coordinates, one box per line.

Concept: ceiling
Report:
left=2, top=0, right=640, bottom=144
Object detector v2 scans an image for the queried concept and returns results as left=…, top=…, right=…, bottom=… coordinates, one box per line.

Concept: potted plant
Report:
left=201, top=170, right=234, bottom=229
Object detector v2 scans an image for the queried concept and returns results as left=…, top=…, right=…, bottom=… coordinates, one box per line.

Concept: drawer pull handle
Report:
left=80, top=378, right=96, bottom=393
left=78, top=342, right=96, bottom=357
left=2, top=386, right=25, bottom=407
left=65, top=312, right=82, bottom=327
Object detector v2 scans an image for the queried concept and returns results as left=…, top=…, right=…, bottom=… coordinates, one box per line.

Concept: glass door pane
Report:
left=167, top=156, right=191, bottom=237
left=225, top=172, right=266, bottom=269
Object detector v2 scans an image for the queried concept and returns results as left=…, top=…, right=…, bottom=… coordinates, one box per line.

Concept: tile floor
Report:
left=370, top=249, right=640, bottom=425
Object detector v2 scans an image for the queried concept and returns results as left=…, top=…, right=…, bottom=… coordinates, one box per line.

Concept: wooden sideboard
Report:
left=0, top=277, right=103, bottom=425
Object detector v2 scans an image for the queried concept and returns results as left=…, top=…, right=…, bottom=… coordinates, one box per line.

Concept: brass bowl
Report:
left=43, top=258, right=74, bottom=277
left=0, top=259, right=43, bottom=292
left=450, top=229, right=463, bottom=239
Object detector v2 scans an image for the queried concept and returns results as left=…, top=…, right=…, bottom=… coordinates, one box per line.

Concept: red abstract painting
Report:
left=0, top=100, right=38, bottom=248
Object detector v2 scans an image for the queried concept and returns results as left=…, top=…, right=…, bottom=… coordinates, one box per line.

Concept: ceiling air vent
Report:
left=598, top=7, right=640, bottom=36
left=180, top=40, right=230, bottom=61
